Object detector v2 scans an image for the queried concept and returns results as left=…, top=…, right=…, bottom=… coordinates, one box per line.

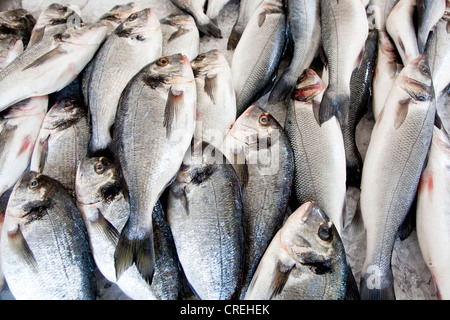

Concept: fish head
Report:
left=191, top=49, right=227, bottom=77
left=228, top=105, right=282, bottom=149
left=0, top=9, right=36, bottom=35
left=143, top=53, right=194, bottom=88
left=279, top=202, right=344, bottom=273
left=54, top=23, right=108, bottom=46
left=398, top=54, right=433, bottom=102
left=75, top=157, right=120, bottom=205
left=42, top=98, right=86, bottom=131
left=100, top=2, right=137, bottom=23
left=114, top=8, right=160, bottom=41
left=293, top=69, right=325, bottom=102
left=35, top=3, right=79, bottom=28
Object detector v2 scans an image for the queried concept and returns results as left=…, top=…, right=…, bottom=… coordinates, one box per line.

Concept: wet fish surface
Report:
left=417, top=0, right=446, bottom=53
left=227, top=0, right=263, bottom=50
left=0, top=8, right=35, bottom=48
left=1, top=171, right=96, bottom=300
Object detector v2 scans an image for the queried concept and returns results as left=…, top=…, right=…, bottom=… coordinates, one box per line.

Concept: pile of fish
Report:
left=0, top=0, right=448, bottom=301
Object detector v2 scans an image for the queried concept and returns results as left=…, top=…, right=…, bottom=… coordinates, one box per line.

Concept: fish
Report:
left=227, top=0, right=263, bottom=50
left=28, top=3, right=82, bottom=47
left=0, top=23, right=108, bottom=112
left=231, top=0, right=286, bottom=117
left=319, top=0, right=369, bottom=126
left=29, top=98, right=90, bottom=195
left=416, top=125, right=450, bottom=300
left=436, top=83, right=450, bottom=134
left=168, top=0, right=222, bottom=38
left=0, top=8, right=36, bottom=49
left=0, top=30, right=23, bottom=71
left=160, top=13, right=199, bottom=62
left=244, top=201, right=351, bottom=300
left=87, top=8, right=162, bottom=154
left=0, top=96, right=48, bottom=199
left=206, top=0, right=233, bottom=22
left=359, top=55, right=435, bottom=300
left=367, top=0, right=398, bottom=32
left=372, top=31, right=403, bottom=121
left=285, top=69, right=346, bottom=235
left=0, top=171, right=96, bottom=300
left=386, top=0, right=419, bottom=66
left=417, top=0, right=446, bottom=53
left=268, top=0, right=321, bottom=103
left=425, top=18, right=450, bottom=99
left=343, top=29, right=378, bottom=189
left=75, top=156, right=182, bottom=300
left=166, top=139, right=244, bottom=300
left=113, top=54, right=196, bottom=285
left=191, top=49, right=236, bottom=148
left=221, top=104, right=294, bottom=299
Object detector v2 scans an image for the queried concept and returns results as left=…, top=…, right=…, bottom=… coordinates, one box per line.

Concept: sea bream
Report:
left=160, top=13, right=199, bottom=62
left=113, top=54, right=196, bottom=285
left=319, top=0, right=369, bottom=126
left=244, top=202, right=351, bottom=300
left=191, top=49, right=236, bottom=149
left=87, top=8, right=162, bottom=154
left=268, top=0, right=321, bottom=103
left=75, top=157, right=182, bottom=300
left=231, top=0, right=286, bottom=117
left=169, top=0, right=222, bottom=38
left=29, top=98, right=90, bottom=195
left=417, top=0, right=446, bottom=53
left=0, top=8, right=36, bottom=49
left=416, top=125, right=450, bottom=300
left=285, top=69, right=346, bottom=235
left=227, top=0, right=263, bottom=50
left=1, top=171, right=96, bottom=300
left=0, top=23, right=108, bottom=112
left=359, top=55, right=435, bottom=300
left=221, top=105, right=294, bottom=299
left=166, top=140, right=244, bottom=300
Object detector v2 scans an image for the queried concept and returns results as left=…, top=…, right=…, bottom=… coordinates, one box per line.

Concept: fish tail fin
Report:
left=346, top=152, right=363, bottom=189
left=114, top=221, right=155, bottom=285
left=360, top=267, right=395, bottom=300
left=268, top=71, right=296, bottom=103
left=345, top=263, right=361, bottom=300
left=198, top=18, right=222, bottom=39
left=227, top=24, right=244, bottom=50
left=319, top=90, right=350, bottom=126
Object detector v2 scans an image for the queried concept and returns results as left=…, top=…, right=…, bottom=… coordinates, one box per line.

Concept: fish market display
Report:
left=75, top=157, right=182, bottom=300
left=0, top=0, right=447, bottom=301
left=319, top=0, right=368, bottom=126
left=113, top=53, right=196, bottom=285
left=244, top=202, right=351, bottom=300
left=87, top=8, right=162, bottom=153
left=161, top=13, right=199, bottom=61
left=1, top=171, right=96, bottom=300
left=359, top=55, right=435, bottom=300
left=167, top=140, right=244, bottom=300
left=29, top=98, right=90, bottom=194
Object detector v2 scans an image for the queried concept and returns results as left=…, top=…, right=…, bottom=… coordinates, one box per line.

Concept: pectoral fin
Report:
left=394, top=98, right=410, bottom=129
left=268, top=260, right=295, bottom=299
left=93, top=209, right=120, bottom=244
left=22, top=45, right=67, bottom=71
left=7, top=226, right=37, bottom=272
left=163, top=87, right=184, bottom=137
left=204, top=74, right=217, bottom=104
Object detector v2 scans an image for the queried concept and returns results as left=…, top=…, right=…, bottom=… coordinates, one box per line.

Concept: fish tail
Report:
left=198, top=19, right=222, bottom=39
left=268, top=71, right=296, bottom=103
left=227, top=24, right=244, bottom=50
left=114, top=221, right=156, bottom=285
left=319, top=90, right=350, bottom=126
left=359, top=267, right=395, bottom=300
left=346, top=152, right=363, bottom=189
left=88, top=133, right=113, bottom=156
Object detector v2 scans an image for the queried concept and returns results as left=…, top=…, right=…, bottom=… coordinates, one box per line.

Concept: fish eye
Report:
left=64, top=100, right=76, bottom=109
left=318, top=222, right=332, bottom=241
left=157, top=57, right=169, bottom=67
left=196, top=53, right=206, bottom=61
left=419, top=62, right=430, bottom=76
left=258, top=113, right=270, bottom=126
left=128, top=13, right=138, bottom=21
left=94, top=160, right=106, bottom=174
left=29, top=178, right=40, bottom=189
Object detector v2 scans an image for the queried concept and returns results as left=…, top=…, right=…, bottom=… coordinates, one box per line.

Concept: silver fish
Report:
left=319, top=0, right=369, bottom=126
left=87, top=8, right=162, bottom=154
left=0, top=96, right=48, bottom=198
left=286, top=69, right=346, bottom=235
left=113, top=54, right=196, bottom=285
left=0, top=8, right=36, bottom=49
left=221, top=104, right=294, bottom=299
left=367, top=0, right=398, bottom=32
left=28, top=3, right=82, bottom=47
left=231, top=0, right=286, bottom=117
left=1, top=171, right=95, bottom=300
left=417, top=0, right=446, bottom=53
left=0, top=23, right=107, bottom=112
left=227, top=0, right=263, bottom=50
left=416, top=125, right=450, bottom=300
left=166, top=139, right=244, bottom=300
left=386, top=0, right=419, bottom=66
left=160, top=13, right=199, bottom=62
left=244, top=202, right=350, bottom=300
left=29, top=98, right=90, bottom=195
left=0, top=35, right=23, bottom=72
left=75, top=156, right=182, bottom=300
left=169, top=0, right=222, bottom=38
left=268, top=0, right=321, bottom=103
left=191, top=49, right=236, bottom=149
left=359, top=55, right=435, bottom=300
left=206, top=0, right=233, bottom=22
left=97, top=2, right=138, bottom=36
